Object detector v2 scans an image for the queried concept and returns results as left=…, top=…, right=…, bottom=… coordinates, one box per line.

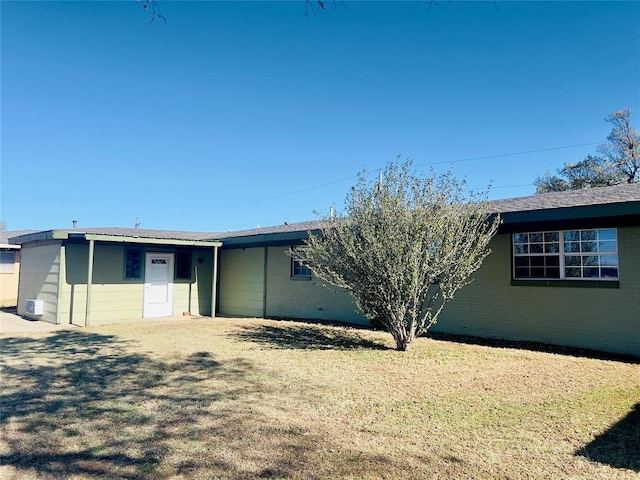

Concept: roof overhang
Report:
left=219, top=229, right=322, bottom=249
left=497, top=202, right=640, bottom=233
left=11, top=230, right=222, bottom=248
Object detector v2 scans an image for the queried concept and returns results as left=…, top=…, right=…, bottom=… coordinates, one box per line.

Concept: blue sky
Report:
left=2, top=1, right=639, bottom=232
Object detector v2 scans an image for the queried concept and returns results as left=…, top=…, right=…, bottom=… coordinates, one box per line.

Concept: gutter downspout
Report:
left=211, top=245, right=219, bottom=317
left=85, top=239, right=95, bottom=327
left=263, top=246, right=268, bottom=317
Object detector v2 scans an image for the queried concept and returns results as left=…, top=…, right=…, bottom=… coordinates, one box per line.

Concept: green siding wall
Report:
left=218, top=248, right=265, bottom=317
left=16, top=241, right=62, bottom=324
left=56, top=243, right=214, bottom=326
left=264, top=246, right=367, bottom=324
left=434, top=226, right=640, bottom=357
left=173, top=249, right=214, bottom=317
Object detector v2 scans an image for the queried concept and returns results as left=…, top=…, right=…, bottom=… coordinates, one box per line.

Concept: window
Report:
left=291, top=246, right=312, bottom=278
left=513, top=228, right=618, bottom=280
left=0, top=250, right=16, bottom=273
left=124, top=248, right=142, bottom=279
left=176, top=251, right=192, bottom=279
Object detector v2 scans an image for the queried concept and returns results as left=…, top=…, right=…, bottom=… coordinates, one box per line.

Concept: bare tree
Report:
left=138, top=0, right=167, bottom=24
left=534, top=109, right=639, bottom=194
left=534, top=155, right=623, bottom=193
left=597, top=109, right=640, bottom=184
left=296, top=159, right=499, bottom=351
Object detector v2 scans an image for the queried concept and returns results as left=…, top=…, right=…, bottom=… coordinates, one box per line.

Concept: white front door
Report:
left=143, top=253, right=174, bottom=318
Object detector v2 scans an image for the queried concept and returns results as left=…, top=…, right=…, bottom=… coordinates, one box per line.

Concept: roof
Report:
left=215, top=183, right=640, bottom=243
left=10, top=227, right=223, bottom=247
left=213, top=220, right=322, bottom=240
left=491, top=182, right=640, bottom=213
left=1, top=230, right=39, bottom=246
left=8, top=183, right=640, bottom=248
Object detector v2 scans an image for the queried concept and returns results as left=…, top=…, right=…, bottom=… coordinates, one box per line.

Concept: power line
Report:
left=414, top=141, right=602, bottom=168
left=209, top=141, right=601, bottom=211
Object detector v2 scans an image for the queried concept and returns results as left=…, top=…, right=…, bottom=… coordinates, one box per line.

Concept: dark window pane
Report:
left=565, top=256, right=581, bottom=266
left=531, top=256, right=545, bottom=267
left=176, top=251, right=192, bottom=279
left=546, top=267, right=560, bottom=278
left=514, top=267, right=530, bottom=278
left=545, top=243, right=559, bottom=253
left=544, top=232, right=559, bottom=242
left=125, top=249, right=142, bottom=279
left=565, top=267, right=581, bottom=278
left=530, top=233, right=543, bottom=243
left=580, top=230, right=597, bottom=241
left=564, top=242, right=580, bottom=253
left=514, top=244, right=529, bottom=254
left=545, top=256, right=560, bottom=267
left=515, top=257, right=529, bottom=267
left=531, top=267, right=545, bottom=277
left=513, top=233, right=528, bottom=243
left=530, top=244, right=543, bottom=254
left=564, top=231, right=580, bottom=242
left=582, top=256, right=599, bottom=267
left=601, top=267, right=618, bottom=278
left=581, top=241, right=597, bottom=253
left=584, top=267, right=600, bottom=278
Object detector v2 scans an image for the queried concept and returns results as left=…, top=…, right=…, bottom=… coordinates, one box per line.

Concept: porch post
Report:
left=85, top=239, right=95, bottom=326
left=211, top=245, right=219, bottom=318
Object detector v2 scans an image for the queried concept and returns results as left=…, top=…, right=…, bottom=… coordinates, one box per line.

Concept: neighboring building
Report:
left=1, top=230, right=37, bottom=308
left=10, top=183, right=640, bottom=356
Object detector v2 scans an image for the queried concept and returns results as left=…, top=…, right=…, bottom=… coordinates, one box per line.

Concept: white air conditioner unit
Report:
left=25, top=299, right=44, bottom=316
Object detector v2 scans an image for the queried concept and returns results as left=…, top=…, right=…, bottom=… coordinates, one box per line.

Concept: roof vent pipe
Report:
left=72, top=220, right=78, bottom=229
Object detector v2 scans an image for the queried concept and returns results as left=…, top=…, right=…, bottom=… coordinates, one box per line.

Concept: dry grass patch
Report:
left=1, top=317, right=638, bottom=479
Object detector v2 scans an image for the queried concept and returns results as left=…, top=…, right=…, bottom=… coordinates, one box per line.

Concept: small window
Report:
left=291, top=246, right=312, bottom=278
left=0, top=250, right=16, bottom=273
left=176, top=251, right=192, bottom=279
left=125, top=249, right=142, bottom=279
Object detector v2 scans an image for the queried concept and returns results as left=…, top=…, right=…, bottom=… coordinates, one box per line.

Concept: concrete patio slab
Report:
left=0, top=309, right=77, bottom=334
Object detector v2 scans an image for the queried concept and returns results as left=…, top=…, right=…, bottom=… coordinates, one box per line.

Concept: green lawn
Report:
left=1, top=317, right=638, bottom=479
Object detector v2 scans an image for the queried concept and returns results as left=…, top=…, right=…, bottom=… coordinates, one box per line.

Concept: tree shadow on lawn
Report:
left=0, top=330, right=326, bottom=479
left=231, top=321, right=390, bottom=351
left=426, top=332, right=639, bottom=364
left=576, top=402, right=640, bottom=472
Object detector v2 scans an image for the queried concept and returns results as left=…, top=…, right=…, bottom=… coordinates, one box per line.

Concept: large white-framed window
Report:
left=513, top=228, right=618, bottom=281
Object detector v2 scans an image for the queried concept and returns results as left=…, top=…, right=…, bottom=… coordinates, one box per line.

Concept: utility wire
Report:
left=209, top=141, right=601, bottom=211
left=414, top=141, right=601, bottom=168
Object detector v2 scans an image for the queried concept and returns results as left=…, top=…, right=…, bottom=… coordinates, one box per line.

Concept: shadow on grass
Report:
left=426, top=332, right=639, bottom=364
left=0, top=330, right=323, bottom=479
left=576, top=402, right=640, bottom=472
left=231, top=321, right=390, bottom=351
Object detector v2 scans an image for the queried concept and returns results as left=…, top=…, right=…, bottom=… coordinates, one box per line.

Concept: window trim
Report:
left=512, top=228, right=619, bottom=282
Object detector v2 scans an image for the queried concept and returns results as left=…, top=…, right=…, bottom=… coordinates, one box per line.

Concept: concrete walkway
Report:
left=0, top=309, right=77, bottom=333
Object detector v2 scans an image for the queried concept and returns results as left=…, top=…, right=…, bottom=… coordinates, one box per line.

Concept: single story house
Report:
left=10, top=183, right=640, bottom=356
